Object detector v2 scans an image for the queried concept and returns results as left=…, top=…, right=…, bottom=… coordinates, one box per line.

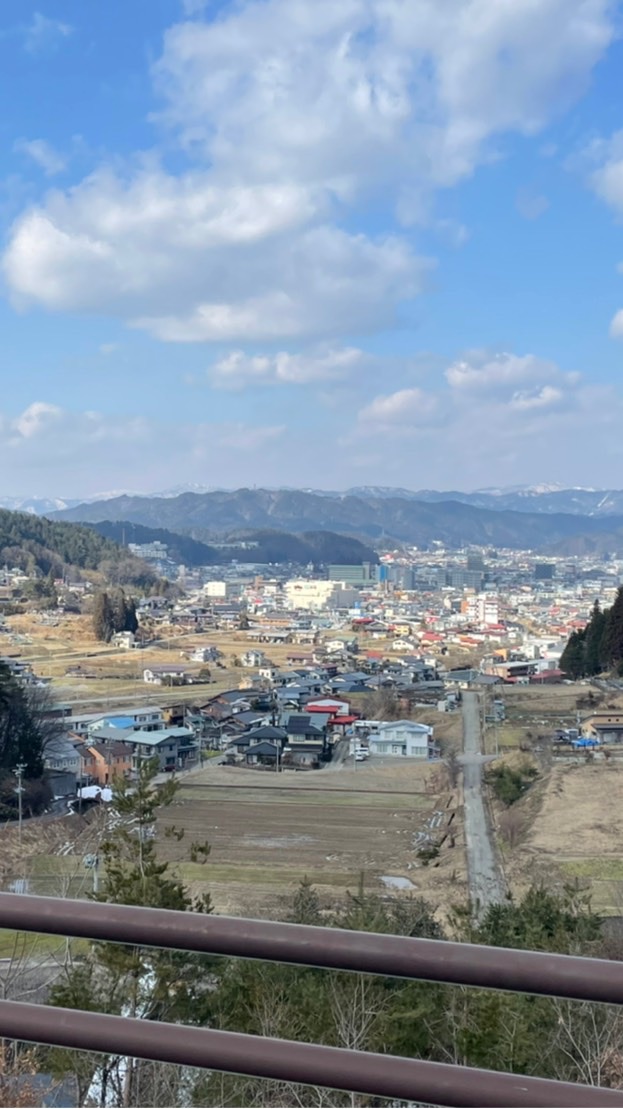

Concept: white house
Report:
left=143, top=665, right=192, bottom=685
left=368, top=720, right=434, bottom=759
left=112, top=631, right=136, bottom=650
left=241, top=649, right=267, bottom=668
left=190, top=645, right=221, bottom=663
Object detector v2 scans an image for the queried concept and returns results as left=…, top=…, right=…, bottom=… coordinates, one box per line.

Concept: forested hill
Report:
left=52, top=487, right=623, bottom=551
left=0, top=509, right=158, bottom=586
left=88, top=520, right=379, bottom=567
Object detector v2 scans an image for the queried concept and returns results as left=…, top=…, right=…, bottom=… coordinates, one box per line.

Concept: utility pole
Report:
left=13, top=762, right=26, bottom=843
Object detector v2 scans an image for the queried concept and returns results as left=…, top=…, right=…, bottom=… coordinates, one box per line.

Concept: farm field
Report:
left=503, top=761, right=623, bottom=914
left=158, top=760, right=464, bottom=919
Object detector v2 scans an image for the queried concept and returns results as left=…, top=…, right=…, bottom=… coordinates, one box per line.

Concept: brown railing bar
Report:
left=1, top=999, right=621, bottom=1109
left=2, top=892, right=623, bottom=1005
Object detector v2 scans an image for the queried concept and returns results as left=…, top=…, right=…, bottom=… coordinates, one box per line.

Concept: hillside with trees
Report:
left=560, top=590, right=623, bottom=678
left=88, top=520, right=378, bottom=566
left=0, top=509, right=159, bottom=588
left=52, top=486, right=623, bottom=552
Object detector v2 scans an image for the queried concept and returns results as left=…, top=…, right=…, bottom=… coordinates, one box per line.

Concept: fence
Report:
left=0, top=892, right=622, bottom=1108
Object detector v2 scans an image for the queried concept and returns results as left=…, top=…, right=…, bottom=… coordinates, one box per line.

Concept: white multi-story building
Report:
left=284, top=580, right=359, bottom=611
left=463, top=594, right=499, bottom=626
left=204, top=580, right=234, bottom=599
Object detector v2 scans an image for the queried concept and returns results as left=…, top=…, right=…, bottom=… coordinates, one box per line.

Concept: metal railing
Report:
left=0, top=892, right=622, bottom=1108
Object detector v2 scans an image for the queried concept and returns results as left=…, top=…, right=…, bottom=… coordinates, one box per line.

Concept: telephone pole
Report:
left=13, top=762, right=26, bottom=843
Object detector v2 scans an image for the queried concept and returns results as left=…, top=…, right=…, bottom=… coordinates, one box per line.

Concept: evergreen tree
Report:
left=92, top=590, right=115, bottom=642
left=606, top=587, right=623, bottom=667
left=48, top=759, right=213, bottom=1107
left=584, top=600, right=607, bottom=676
left=0, top=662, right=46, bottom=779
left=559, top=630, right=586, bottom=679
left=124, top=595, right=138, bottom=633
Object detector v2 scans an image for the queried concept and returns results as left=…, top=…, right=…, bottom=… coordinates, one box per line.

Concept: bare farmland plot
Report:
left=157, top=761, right=465, bottom=919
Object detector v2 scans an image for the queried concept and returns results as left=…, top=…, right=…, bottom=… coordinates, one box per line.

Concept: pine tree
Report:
left=124, top=595, right=138, bottom=633
left=48, top=758, right=213, bottom=1107
left=560, top=630, right=586, bottom=679
left=92, top=591, right=115, bottom=642
left=606, top=587, right=623, bottom=667
left=289, top=876, right=322, bottom=924
left=584, top=600, right=607, bottom=676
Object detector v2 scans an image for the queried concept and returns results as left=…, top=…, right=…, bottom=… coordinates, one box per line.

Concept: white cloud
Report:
left=509, top=385, right=564, bottom=410
left=210, top=346, right=365, bottom=388
left=586, top=130, right=623, bottom=216
left=357, top=387, right=439, bottom=429
left=156, top=0, right=614, bottom=196
left=23, top=12, right=72, bottom=55
left=0, top=402, right=286, bottom=493
left=1, top=0, right=614, bottom=346
left=445, top=351, right=579, bottom=398
left=12, top=402, right=64, bottom=440
left=14, top=138, right=65, bottom=177
left=344, top=349, right=623, bottom=487
left=610, top=308, right=623, bottom=337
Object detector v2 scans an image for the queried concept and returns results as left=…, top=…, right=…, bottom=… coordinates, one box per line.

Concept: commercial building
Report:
left=204, top=581, right=236, bottom=599
left=328, top=563, right=377, bottom=585
left=284, top=580, right=360, bottom=611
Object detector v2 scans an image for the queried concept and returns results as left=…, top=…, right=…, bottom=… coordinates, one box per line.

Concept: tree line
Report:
left=92, top=589, right=139, bottom=642
left=0, top=663, right=63, bottom=818
left=0, top=508, right=160, bottom=588
left=560, top=588, right=623, bottom=679
left=31, top=760, right=623, bottom=1107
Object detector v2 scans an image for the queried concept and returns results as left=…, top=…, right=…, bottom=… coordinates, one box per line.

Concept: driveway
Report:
left=461, top=691, right=506, bottom=917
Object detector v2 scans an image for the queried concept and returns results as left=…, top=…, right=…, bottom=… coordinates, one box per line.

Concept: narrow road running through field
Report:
left=462, top=691, right=506, bottom=916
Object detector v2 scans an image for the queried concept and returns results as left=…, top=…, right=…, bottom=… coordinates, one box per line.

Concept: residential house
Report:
left=64, top=706, right=164, bottom=738
left=81, top=740, right=133, bottom=786
left=190, top=645, right=221, bottom=663
left=143, top=665, right=194, bottom=686
left=128, top=727, right=199, bottom=773
left=281, top=713, right=328, bottom=766
left=44, top=735, right=83, bottom=777
left=112, top=631, right=136, bottom=650
left=245, top=740, right=281, bottom=766
left=241, top=649, right=267, bottom=668
left=367, top=720, right=436, bottom=759
left=583, top=712, right=623, bottom=744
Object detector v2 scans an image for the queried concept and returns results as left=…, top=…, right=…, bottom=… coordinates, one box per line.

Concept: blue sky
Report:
left=2, top=0, right=623, bottom=497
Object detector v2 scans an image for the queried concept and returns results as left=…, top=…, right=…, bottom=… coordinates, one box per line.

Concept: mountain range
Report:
left=9, top=483, right=623, bottom=518
left=49, top=488, right=623, bottom=554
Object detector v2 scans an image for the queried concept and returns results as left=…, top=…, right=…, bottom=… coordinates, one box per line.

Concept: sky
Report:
left=2, top=0, right=623, bottom=497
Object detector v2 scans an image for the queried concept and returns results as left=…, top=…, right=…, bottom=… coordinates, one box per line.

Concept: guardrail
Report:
left=0, top=893, right=622, bottom=1108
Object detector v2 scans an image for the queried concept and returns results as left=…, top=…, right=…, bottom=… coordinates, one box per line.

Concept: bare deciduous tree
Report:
left=497, top=807, right=527, bottom=849
left=443, top=747, right=462, bottom=789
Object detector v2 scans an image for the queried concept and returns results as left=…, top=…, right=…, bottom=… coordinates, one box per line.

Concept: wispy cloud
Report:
left=23, top=12, right=73, bottom=55
left=14, top=138, right=65, bottom=176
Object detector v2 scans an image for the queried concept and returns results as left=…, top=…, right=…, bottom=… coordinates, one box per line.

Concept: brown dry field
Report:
left=158, top=760, right=465, bottom=919
left=4, top=613, right=335, bottom=707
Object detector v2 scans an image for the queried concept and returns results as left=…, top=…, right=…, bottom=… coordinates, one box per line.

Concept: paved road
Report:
left=462, top=691, right=506, bottom=916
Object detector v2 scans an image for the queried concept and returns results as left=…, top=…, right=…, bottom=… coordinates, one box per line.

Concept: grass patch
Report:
left=560, top=858, right=623, bottom=880
left=0, top=930, right=88, bottom=958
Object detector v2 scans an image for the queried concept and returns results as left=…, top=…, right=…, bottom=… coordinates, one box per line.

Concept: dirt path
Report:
left=462, top=691, right=506, bottom=916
